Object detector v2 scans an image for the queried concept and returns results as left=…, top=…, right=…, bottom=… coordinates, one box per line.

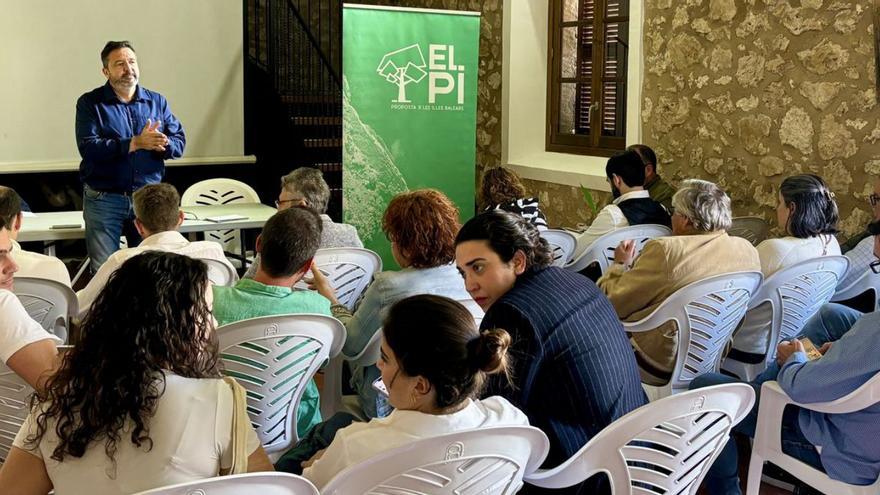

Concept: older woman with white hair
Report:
left=597, top=179, right=761, bottom=384
left=244, top=167, right=362, bottom=279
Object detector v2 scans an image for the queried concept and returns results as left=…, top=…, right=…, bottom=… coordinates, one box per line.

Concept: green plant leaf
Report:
left=580, top=184, right=598, bottom=215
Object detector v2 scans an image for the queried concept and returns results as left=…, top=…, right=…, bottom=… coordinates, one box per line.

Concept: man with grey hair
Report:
left=244, top=167, right=362, bottom=279
left=597, top=179, right=760, bottom=384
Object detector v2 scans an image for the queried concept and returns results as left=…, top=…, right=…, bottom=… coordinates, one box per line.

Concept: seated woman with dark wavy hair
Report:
left=0, top=251, right=273, bottom=495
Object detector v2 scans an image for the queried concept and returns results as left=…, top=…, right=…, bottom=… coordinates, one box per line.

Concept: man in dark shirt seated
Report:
left=455, top=210, right=648, bottom=494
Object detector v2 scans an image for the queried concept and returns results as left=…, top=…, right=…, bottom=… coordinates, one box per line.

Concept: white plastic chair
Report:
left=200, top=257, right=239, bottom=287
left=625, top=272, right=763, bottom=399
left=320, top=326, right=382, bottom=421
left=132, top=472, right=319, bottom=495
left=295, top=248, right=382, bottom=310
left=12, top=276, right=78, bottom=343
left=181, top=178, right=261, bottom=263
left=456, top=297, right=486, bottom=327
left=729, top=216, right=770, bottom=246
left=566, top=224, right=671, bottom=274
left=541, top=229, right=577, bottom=267
left=322, top=426, right=550, bottom=495
left=525, top=384, right=755, bottom=494
left=746, top=376, right=880, bottom=495
left=832, top=235, right=880, bottom=311
left=216, top=314, right=345, bottom=457
left=0, top=363, right=33, bottom=464
left=723, top=256, right=849, bottom=382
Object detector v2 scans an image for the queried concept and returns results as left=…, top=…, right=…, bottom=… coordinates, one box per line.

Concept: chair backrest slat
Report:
left=729, top=216, right=770, bottom=246
left=12, top=277, right=77, bottom=343
left=566, top=225, right=672, bottom=274
left=0, top=364, right=33, bottom=465
left=540, top=229, right=577, bottom=267
left=524, top=384, right=755, bottom=494
left=132, top=472, right=319, bottom=495
left=294, top=248, right=382, bottom=310
left=180, top=179, right=261, bottom=253
left=217, top=314, right=345, bottom=454
left=322, top=426, right=550, bottom=495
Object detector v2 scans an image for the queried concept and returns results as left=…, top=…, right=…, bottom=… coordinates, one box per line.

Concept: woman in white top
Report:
left=301, top=294, right=529, bottom=489
left=729, top=174, right=841, bottom=362
left=0, top=251, right=273, bottom=495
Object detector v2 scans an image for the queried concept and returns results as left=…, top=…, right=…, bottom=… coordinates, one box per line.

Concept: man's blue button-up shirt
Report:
left=75, top=82, right=185, bottom=193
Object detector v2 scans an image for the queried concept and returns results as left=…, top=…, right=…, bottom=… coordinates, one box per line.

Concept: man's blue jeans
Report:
left=83, top=185, right=142, bottom=272
left=798, top=303, right=863, bottom=347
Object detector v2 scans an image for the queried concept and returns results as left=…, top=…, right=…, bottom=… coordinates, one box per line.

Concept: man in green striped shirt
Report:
left=213, top=207, right=331, bottom=439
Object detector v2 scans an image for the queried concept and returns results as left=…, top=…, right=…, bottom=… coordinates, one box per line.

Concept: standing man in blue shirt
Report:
left=75, top=41, right=185, bottom=271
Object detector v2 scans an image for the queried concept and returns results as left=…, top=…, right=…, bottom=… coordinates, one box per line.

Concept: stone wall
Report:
left=643, top=0, right=880, bottom=239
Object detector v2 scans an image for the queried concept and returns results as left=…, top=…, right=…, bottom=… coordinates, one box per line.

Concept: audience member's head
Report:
left=29, top=251, right=219, bottom=462
left=132, top=183, right=183, bottom=237
left=0, top=186, right=23, bottom=237
left=606, top=150, right=647, bottom=198
left=382, top=189, right=459, bottom=269
left=257, top=207, right=323, bottom=280
left=380, top=294, right=511, bottom=413
left=455, top=210, right=553, bottom=310
left=777, top=174, right=839, bottom=238
left=670, top=179, right=732, bottom=235
left=627, top=144, right=659, bottom=180
left=479, top=167, right=528, bottom=210
left=279, top=168, right=331, bottom=214
left=0, top=221, right=17, bottom=291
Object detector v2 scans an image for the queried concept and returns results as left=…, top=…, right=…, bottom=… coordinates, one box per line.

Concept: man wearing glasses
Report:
left=244, top=167, right=362, bottom=280
left=841, top=178, right=880, bottom=252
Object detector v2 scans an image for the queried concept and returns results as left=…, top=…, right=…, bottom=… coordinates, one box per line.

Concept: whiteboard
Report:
left=0, top=0, right=245, bottom=171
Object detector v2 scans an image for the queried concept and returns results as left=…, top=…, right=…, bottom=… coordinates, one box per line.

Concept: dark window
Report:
left=547, top=0, right=629, bottom=156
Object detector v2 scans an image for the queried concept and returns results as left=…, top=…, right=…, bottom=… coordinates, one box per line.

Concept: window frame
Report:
left=546, top=0, right=628, bottom=157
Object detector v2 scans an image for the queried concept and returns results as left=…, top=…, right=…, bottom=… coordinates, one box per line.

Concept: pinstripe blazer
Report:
left=481, top=267, right=648, bottom=474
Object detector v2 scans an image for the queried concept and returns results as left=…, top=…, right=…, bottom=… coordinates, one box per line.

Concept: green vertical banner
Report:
left=342, top=4, right=480, bottom=268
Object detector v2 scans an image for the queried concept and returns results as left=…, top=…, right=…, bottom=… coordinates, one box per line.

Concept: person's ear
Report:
left=175, top=210, right=185, bottom=228
left=255, top=234, right=263, bottom=254
left=294, top=257, right=314, bottom=278
left=413, top=375, right=432, bottom=397
left=512, top=250, right=527, bottom=275
left=134, top=218, right=146, bottom=237
left=102, top=66, right=110, bottom=78
left=14, top=212, right=22, bottom=233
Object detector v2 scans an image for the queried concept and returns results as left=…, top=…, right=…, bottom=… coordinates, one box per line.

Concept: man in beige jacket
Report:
left=597, top=179, right=760, bottom=384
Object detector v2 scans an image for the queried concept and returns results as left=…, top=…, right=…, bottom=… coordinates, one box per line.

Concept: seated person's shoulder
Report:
left=477, top=396, right=530, bottom=426
left=0, top=288, right=21, bottom=308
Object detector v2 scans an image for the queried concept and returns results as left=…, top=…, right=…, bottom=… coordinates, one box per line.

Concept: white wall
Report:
left=0, top=0, right=246, bottom=172
left=502, top=0, right=644, bottom=191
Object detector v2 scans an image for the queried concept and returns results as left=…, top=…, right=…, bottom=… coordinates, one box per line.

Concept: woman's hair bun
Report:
left=470, top=328, right=511, bottom=374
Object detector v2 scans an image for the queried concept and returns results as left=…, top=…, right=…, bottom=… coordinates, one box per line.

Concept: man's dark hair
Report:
left=606, top=150, right=647, bottom=188
left=259, top=207, right=323, bottom=278
left=0, top=186, right=22, bottom=231
left=101, top=41, right=135, bottom=68
left=627, top=144, right=658, bottom=174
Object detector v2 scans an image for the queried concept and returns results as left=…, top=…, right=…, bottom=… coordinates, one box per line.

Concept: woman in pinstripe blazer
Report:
left=455, top=210, right=647, bottom=494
